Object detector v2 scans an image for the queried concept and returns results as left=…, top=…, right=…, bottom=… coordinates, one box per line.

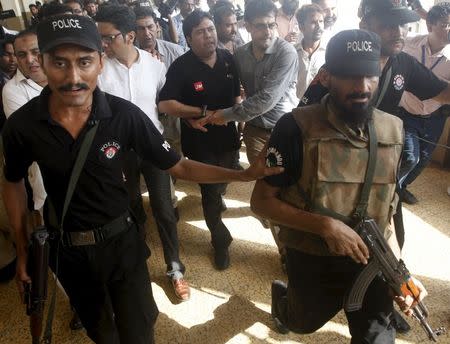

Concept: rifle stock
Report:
left=26, top=226, right=50, bottom=344
left=344, top=218, right=446, bottom=342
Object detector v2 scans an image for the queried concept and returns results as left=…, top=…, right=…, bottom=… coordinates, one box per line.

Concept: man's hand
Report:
left=184, top=117, right=210, bottom=132
left=285, top=31, right=299, bottom=43
left=240, top=145, right=284, bottom=181
left=321, top=218, right=370, bottom=264
left=208, top=110, right=228, bottom=126
left=395, top=277, right=428, bottom=317
left=15, top=253, right=31, bottom=302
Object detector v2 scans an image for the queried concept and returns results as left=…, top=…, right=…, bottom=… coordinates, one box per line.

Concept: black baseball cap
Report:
left=37, top=14, right=102, bottom=53
left=325, top=29, right=381, bottom=77
left=360, top=0, right=420, bottom=25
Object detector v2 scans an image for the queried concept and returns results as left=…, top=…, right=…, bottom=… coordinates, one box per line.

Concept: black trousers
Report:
left=278, top=248, right=395, bottom=344
left=123, top=151, right=185, bottom=278
left=49, top=225, right=158, bottom=344
left=195, top=150, right=236, bottom=250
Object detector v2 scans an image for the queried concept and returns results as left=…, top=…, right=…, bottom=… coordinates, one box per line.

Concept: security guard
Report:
left=2, top=15, right=281, bottom=344
left=251, top=30, right=427, bottom=343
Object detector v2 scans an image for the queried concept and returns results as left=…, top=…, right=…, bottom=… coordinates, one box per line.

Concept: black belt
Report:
left=62, top=211, right=134, bottom=247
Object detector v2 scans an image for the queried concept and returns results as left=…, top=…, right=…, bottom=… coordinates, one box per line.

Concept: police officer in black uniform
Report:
left=2, top=15, right=281, bottom=344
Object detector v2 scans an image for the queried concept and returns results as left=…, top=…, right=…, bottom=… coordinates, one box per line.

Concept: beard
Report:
left=332, top=91, right=375, bottom=128
left=324, top=15, right=337, bottom=29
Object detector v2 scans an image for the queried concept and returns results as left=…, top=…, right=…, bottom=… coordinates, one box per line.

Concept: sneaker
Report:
left=214, top=247, right=230, bottom=270
left=271, top=280, right=289, bottom=334
left=399, top=189, right=418, bottom=205
left=69, top=310, right=84, bottom=331
left=172, top=278, right=191, bottom=301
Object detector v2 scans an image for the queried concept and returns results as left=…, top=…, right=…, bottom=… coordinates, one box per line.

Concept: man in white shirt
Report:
left=311, top=0, right=338, bottom=45
left=398, top=3, right=450, bottom=204
left=2, top=30, right=47, bottom=213
left=295, top=4, right=326, bottom=100
left=96, top=5, right=190, bottom=301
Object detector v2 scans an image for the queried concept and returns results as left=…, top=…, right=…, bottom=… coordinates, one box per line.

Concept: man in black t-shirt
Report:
left=301, top=0, right=450, bottom=113
left=2, top=15, right=281, bottom=344
left=159, top=10, right=241, bottom=270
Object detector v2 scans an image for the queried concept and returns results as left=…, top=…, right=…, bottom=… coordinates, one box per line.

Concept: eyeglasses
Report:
left=101, top=32, right=122, bottom=44
left=251, top=22, right=278, bottom=31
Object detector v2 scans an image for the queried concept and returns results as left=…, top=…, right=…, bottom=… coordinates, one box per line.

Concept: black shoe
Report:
left=271, top=280, right=289, bottom=334
left=392, top=309, right=411, bottom=334
left=69, top=311, right=84, bottom=331
left=399, top=189, right=418, bottom=205
left=214, top=247, right=230, bottom=270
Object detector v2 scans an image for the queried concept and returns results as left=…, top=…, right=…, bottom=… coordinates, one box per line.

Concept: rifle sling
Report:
left=42, top=121, right=99, bottom=344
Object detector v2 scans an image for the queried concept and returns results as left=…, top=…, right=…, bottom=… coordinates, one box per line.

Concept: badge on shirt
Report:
left=100, top=141, right=121, bottom=159
left=193, top=81, right=204, bottom=92
left=393, top=74, right=405, bottom=91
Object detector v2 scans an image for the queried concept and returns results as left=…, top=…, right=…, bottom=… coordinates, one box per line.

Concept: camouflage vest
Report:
left=278, top=96, right=404, bottom=255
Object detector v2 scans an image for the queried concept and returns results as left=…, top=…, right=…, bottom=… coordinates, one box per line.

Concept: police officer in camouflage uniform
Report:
left=251, top=30, right=427, bottom=343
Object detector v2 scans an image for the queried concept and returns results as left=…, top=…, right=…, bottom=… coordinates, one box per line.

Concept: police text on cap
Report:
left=52, top=18, right=82, bottom=31
left=347, top=40, right=373, bottom=53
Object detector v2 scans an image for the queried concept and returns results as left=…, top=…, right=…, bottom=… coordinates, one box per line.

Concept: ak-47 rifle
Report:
left=344, top=218, right=446, bottom=342
left=24, top=226, right=50, bottom=344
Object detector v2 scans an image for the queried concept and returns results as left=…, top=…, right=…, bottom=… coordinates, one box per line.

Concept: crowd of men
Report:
left=0, top=0, right=449, bottom=343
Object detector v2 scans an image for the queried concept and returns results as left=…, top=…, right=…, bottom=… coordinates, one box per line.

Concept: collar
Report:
left=247, top=37, right=278, bottom=58
left=36, top=86, right=112, bottom=122
left=324, top=95, right=368, bottom=148
left=13, top=68, right=27, bottom=84
left=155, top=40, right=166, bottom=57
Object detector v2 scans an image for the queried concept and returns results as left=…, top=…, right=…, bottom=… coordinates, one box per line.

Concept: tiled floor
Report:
left=1, top=159, right=449, bottom=344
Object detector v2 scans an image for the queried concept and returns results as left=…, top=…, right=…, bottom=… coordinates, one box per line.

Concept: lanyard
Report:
left=421, top=45, right=444, bottom=71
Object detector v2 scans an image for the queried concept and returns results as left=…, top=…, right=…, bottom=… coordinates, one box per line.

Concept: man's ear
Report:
left=359, top=19, right=367, bottom=30
left=38, top=54, right=45, bottom=74
left=244, top=21, right=251, bottom=33
left=127, top=31, right=136, bottom=45
left=318, top=67, right=330, bottom=88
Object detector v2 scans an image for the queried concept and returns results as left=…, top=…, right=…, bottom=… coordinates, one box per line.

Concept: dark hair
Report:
left=182, top=9, right=213, bottom=38
left=29, top=4, right=38, bottom=10
left=95, top=5, right=136, bottom=34
left=0, top=34, right=15, bottom=54
left=244, top=0, right=276, bottom=23
left=84, top=0, right=96, bottom=5
left=427, top=2, right=450, bottom=26
left=134, top=6, right=157, bottom=22
left=212, top=2, right=235, bottom=25
left=296, top=4, right=323, bottom=25
left=13, top=29, right=37, bottom=48
left=311, top=0, right=324, bottom=5
left=40, top=2, right=73, bottom=19
left=64, top=0, right=83, bottom=8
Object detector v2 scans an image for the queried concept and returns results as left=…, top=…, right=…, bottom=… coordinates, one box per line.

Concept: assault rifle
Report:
left=344, top=218, right=446, bottom=342
left=24, top=227, right=50, bottom=344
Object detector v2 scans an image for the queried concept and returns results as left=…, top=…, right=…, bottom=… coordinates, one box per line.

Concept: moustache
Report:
left=347, top=92, right=371, bottom=100
left=58, top=83, right=89, bottom=92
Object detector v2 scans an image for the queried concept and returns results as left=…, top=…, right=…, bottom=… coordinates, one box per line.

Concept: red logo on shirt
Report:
left=193, top=81, right=204, bottom=92
left=100, top=141, right=121, bottom=159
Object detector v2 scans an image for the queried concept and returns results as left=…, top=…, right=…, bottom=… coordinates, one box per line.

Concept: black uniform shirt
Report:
left=300, top=52, right=447, bottom=115
left=3, top=87, right=181, bottom=231
left=264, top=113, right=303, bottom=188
left=159, top=48, right=240, bottom=160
